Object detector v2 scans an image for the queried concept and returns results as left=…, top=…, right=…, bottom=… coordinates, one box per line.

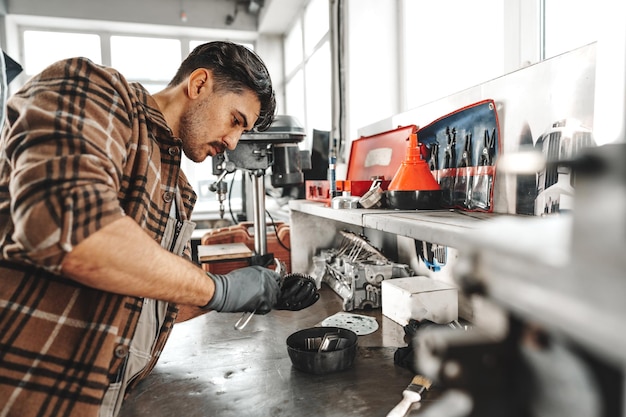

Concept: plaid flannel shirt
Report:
left=0, top=57, right=196, bottom=417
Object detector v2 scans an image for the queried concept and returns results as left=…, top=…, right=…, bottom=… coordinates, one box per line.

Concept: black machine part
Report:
left=239, top=115, right=306, bottom=144
left=270, top=143, right=311, bottom=187
left=413, top=316, right=621, bottom=417
left=275, top=273, right=319, bottom=311
left=211, top=115, right=311, bottom=187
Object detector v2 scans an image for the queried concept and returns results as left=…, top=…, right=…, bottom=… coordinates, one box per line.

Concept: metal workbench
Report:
left=118, top=286, right=432, bottom=417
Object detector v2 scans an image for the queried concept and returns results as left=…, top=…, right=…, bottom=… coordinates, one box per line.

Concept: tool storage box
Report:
left=339, top=124, right=418, bottom=196
left=381, top=276, right=458, bottom=325
left=305, top=124, right=417, bottom=203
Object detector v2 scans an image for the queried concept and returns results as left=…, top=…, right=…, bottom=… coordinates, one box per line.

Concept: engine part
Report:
left=311, top=230, right=412, bottom=311
left=275, top=272, right=319, bottom=311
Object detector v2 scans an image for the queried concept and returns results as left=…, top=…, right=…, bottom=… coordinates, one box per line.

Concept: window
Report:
left=189, top=39, right=209, bottom=51
left=543, top=0, right=601, bottom=59
left=110, top=36, right=181, bottom=91
left=402, top=0, right=505, bottom=110
left=284, top=19, right=304, bottom=77
left=285, top=70, right=306, bottom=127
left=305, top=42, right=331, bottom=140
left=283, top=0, right=331, bottom=150
left=304, top=0, right=329, bottom=56
left=22, top=30, right=101, bottom=75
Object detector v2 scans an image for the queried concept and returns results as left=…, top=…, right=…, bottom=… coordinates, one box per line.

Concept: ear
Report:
left=187, top=68, right=213, bottom=99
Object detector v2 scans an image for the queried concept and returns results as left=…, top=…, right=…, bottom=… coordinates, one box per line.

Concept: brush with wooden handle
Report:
left=386, top=375, right=432, bottom=417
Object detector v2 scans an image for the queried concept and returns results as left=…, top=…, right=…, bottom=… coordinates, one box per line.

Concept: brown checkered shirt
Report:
left=0, top=57, right=197, bottom=416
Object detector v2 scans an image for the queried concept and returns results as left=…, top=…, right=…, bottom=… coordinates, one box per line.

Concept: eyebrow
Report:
left=237, top=110, right=250, bottom=130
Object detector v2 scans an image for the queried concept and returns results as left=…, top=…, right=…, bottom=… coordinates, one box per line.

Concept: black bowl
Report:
left=286, top=327, right=358, bottom=374
left=383, top=190, right=442, bottom=210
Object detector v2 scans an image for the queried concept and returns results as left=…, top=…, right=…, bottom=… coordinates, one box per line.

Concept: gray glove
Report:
left=204, top=266, right=280, bottom=314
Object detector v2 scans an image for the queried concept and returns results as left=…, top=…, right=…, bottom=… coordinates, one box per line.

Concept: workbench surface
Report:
left=118, top=287, right=434, bottom=417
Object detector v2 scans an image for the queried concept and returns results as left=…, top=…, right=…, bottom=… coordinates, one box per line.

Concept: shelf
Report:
left=288, top=199, right=386, bottom=225
left=289, top=199, right=502, bottom=248
left=364, top=210, right=498, bottom=247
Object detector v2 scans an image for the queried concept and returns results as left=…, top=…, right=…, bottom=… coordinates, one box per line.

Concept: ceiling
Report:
left=5, top=0, right=311, bottom=38
left=258, top=0, right=309, bottom=35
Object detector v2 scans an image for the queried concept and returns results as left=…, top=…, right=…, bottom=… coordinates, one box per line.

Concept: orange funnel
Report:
left=388, top=133, right=440, bottom=191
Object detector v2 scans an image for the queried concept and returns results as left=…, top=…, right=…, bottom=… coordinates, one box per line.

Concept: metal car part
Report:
left=310, top=230, right=412, bottom=311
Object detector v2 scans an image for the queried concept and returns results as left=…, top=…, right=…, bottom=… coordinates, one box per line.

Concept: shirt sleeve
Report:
left=3, top=58, right=133, bottom=271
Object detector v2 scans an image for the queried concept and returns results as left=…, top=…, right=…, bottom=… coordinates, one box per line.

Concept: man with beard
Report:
left=0, top=41, right=299, bottom=417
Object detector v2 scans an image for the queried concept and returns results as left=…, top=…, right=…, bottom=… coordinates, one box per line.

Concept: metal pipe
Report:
left=250, top=172, right=267, bottom=255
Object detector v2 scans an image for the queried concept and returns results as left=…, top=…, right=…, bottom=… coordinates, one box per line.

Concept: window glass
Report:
left=22, top=30, right=101, bottom=75
left=403, top=0, right=504, bottom=109
left=305, top=42, right=332, bottom=139
left=190, top=39, right=210, bottom=50
left=544, top=0, right=600, bottom=59
left=284, top=19, right=303, bottom=75
left=111, top=36, right=181, bottom=81
left=285, top=69, right=306, bottom=128
left=284, top=3, right=331, bottom=152
left=304, top=0, right=329, bottom=56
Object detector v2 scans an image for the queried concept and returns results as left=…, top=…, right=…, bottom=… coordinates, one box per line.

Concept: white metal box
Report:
left=381, top=276, right=458, bottom=325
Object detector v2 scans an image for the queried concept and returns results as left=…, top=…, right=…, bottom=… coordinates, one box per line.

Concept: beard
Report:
left=178, top=100, right=225, bottom=162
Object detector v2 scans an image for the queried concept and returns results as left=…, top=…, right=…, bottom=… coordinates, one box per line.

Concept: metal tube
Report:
left=250, top=172, right=267, bottom=255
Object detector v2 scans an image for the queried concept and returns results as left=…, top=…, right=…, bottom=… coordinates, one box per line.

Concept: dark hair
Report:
left=169, top=41, right=276, bottom=131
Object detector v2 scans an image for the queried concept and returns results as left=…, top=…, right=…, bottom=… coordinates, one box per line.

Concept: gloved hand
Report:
left=203, top=266, right=280, bottom=314
left=275, top=273, right=320, bottom=311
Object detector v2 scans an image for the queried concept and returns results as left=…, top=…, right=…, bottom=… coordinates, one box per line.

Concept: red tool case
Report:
left=305, top=124, right=417, bottom=204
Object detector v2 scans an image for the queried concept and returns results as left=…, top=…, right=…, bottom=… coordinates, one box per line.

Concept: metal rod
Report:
left=250, top=172, right=267, bottom=255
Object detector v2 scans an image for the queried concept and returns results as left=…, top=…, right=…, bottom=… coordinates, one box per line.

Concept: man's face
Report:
left=179, top=88, right=261, bottom=163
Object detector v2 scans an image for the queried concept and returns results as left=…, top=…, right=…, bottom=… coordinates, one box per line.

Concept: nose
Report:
left=223, top=128, right=245, bottom=150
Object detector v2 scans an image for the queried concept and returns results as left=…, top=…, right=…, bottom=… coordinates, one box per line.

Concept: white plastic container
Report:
left=381, top=276, right=458, bottom=325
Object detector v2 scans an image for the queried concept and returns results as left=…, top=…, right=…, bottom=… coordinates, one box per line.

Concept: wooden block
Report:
left=198, top=243, right=253, bottom=262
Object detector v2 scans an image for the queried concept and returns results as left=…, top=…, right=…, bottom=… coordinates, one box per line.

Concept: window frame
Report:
left=11, top=18, right=258, bottom=220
